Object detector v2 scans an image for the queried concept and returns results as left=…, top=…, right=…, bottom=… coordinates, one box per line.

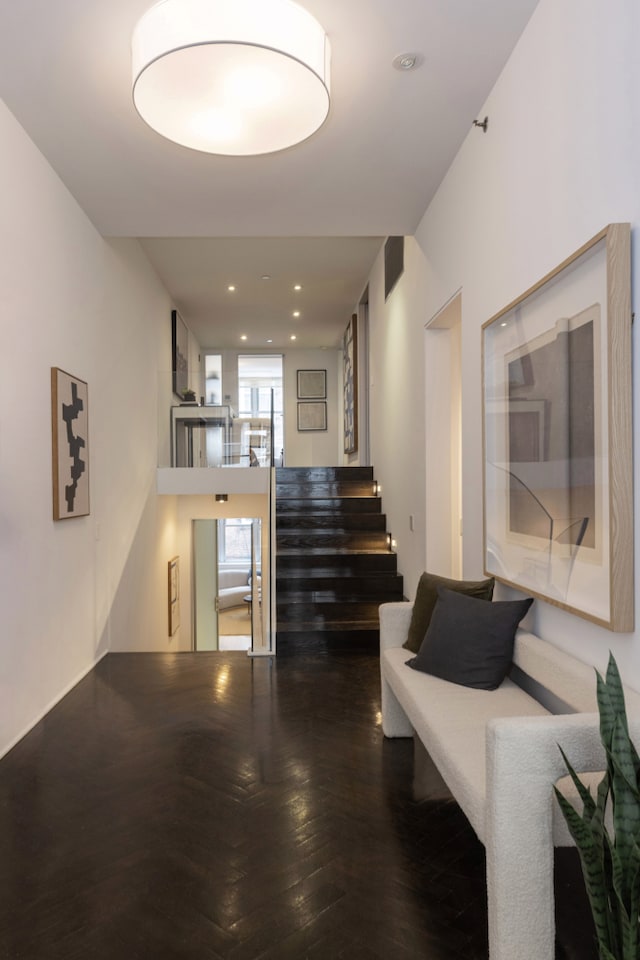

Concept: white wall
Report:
left=367, top=236, right=430, bottom=600
left=284, top=347, right=341, bottom=466
left=366, top=0, right=640, bottom=682
left=0, top=99, right=179, bottom=756
left=201, top=346, right=341, bottom=466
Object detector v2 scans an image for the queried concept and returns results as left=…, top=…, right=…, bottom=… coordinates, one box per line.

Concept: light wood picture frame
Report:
left=297, top=369, right=326, bottom=399
left=168, top=556, right=180, bottom=636
left=482, top=223, right=633, bottom=631
left=51, top=367, right=89, bottom=521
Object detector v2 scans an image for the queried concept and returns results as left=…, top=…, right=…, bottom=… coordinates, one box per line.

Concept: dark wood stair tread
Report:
left=275, top=466, right=401, bottom=654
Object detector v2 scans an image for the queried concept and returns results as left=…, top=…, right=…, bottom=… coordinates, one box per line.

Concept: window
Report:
left=218, top=518, right=252, bottom=563
left=205, top=354, right=222, bottom=405
left=237, top=355, right=284, bottom=463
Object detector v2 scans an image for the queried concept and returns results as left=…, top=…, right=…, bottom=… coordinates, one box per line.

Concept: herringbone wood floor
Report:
left=0, top=652, right=595, bottom=959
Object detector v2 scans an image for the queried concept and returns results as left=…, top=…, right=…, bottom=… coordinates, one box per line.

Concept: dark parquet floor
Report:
left=0, top=652, right=596, bottom=960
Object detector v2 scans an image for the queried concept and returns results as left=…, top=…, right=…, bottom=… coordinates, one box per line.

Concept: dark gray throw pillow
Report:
left=407, top=587, right=534, bottom=690
left=403, top=571, right=495, bottom=653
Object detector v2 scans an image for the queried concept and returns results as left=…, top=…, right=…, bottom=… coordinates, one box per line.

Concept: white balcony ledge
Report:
left=156, top=467, right=270, bottom=496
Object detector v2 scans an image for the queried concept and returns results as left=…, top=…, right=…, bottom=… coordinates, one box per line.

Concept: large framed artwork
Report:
left=168, top=556, right=180, bottom=636
left=343, top=314, right=358, bottom=454
left=482, top=224, right=633, bottom=631
left=51, top=367, right=90, bottom=521
left=171, top=308, right=189, bottom=399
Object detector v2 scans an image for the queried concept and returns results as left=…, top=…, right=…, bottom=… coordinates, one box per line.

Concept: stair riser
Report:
left=275, top=631, right=380, bottom=655
left=276, top=514, right=387, bottom=531
left=277, top=532, right=390, bottom=551
left=276, top=466, right=374, bottom=483
left=276, top=482, right=376, bottom=499
left=275, top=465, right=395, bottom=651
left=276, top=576, right=404, bottom=599
left=277, top=592, right=403, bottom=605
left=276, top=620, right=380, bottom=632
left=276, top=498, right=381, bottom=515
left=277, top=554, right=398, bottom=575
left=276, top=601, right=384, bottom=622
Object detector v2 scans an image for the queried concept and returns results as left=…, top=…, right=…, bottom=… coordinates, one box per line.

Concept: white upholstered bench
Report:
left=379, top=600, right=640, bottom=960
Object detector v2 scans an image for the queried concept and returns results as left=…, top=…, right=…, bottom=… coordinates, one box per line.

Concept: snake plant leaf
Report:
left=610, top=842, right=628, bottom=917
left=595, top=773, right=610, bottom=829
left=554, top=785, right=612, bottom=952
left=556, top=653, right=640, bottom=960
left=603, top=655, right=640, bottom=772
left=598, top=668, right=620, bottom=750
left=629, top=840, right=640, bottom=913
left=558, top=744, right=598, bottom=816
left=627, top=842, right=640, bottom=957
left=613, top=853, right=639, bottom=960
left=601, top=822, right=621, bottom=956
left=609, top=715, right=640, bottom=797
left=607, top=718, right=640, bottom=895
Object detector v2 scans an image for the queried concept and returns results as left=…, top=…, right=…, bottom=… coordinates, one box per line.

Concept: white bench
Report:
left=379, top=600, right=640, bottom=960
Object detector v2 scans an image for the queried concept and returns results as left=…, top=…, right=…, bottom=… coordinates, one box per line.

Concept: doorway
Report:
left=193, top=517, right=262, bottom=652
left=237, top=355, right=283, bottom=466
left=424, top=292, right=462, bottom=577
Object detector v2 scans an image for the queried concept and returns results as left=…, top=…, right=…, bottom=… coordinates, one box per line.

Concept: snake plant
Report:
left=554, top=653, right=640, bottom=960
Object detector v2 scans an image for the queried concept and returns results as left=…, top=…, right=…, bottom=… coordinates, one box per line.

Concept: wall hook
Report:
left=473, top=116, right=489, bottom=133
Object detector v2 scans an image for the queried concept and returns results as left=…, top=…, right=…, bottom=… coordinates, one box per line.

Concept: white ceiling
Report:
left=0, top=0, right=539, bottom=348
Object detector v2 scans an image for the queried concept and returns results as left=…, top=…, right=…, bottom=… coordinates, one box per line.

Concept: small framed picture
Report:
left=297, top=369, right=326, bottom=399
left=51, top=367, right=89, bottom=521
left=168, top=556, right=180, bottom=636
left=297, top=401, right=327, bottom=431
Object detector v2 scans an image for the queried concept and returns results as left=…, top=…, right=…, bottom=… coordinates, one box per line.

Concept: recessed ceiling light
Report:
left=290, top=335, right=297, bottom=341
left=294, top=284, right=302, bottom=291
left=228, top=285, right=236, bottom=292
left=293, top=311, right=301, bottom=318
left=392, top=52, right=423, bottom=71
left=240, top=334, right=247, bottom=340
left=261, top=275, right=271, bottom=281
left=266, top=339, right=273, bottom=343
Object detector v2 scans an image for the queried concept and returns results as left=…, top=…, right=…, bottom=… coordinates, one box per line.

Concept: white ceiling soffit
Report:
left=140, top=236, right=383, bottom=349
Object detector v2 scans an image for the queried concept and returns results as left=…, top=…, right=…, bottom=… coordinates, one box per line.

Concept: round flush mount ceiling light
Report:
left=132, top=0, right=331, bottom=155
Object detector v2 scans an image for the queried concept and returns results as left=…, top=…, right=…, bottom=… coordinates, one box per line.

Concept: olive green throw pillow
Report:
left=403, top=571, right=495, bottom=654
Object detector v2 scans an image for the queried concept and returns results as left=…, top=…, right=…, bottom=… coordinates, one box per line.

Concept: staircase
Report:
left=275, top=466, right=404, bottom=654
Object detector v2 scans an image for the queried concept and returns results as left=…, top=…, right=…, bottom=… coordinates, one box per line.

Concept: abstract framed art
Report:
left=297, top=369, right=326, bottom=399
left=482, top=223, right=633, bottom=631
left=171, top=308, right=189, bottom=399
left=168, top=556, right=180, bottom=636
left=343, top=314, right=358, bottom=454
left=51, top=367, right=89, bottom=521
left=297, top=401, right=327, bottom=432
